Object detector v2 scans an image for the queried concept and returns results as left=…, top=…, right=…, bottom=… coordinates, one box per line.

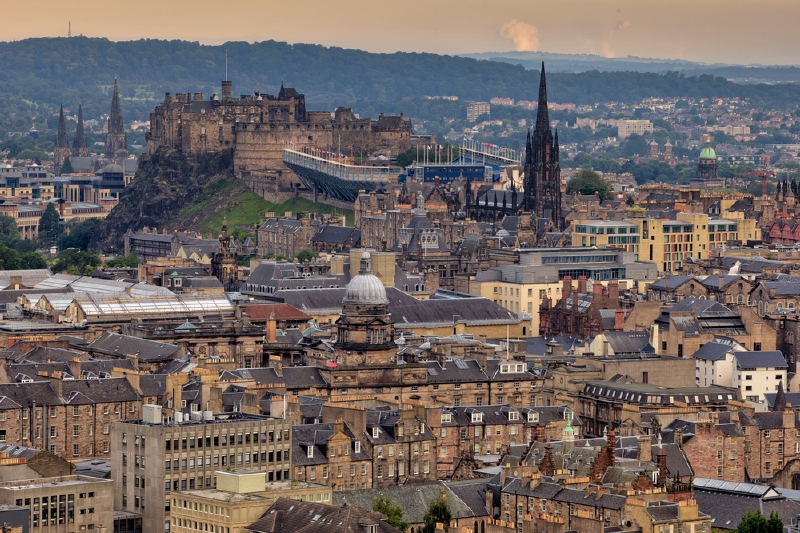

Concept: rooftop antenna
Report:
left=225, top=49, right=228, bottom=81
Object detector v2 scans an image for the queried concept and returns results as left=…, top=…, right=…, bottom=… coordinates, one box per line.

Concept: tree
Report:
left=51, top=249, right=101, bottom=275
left=566, top=168, right=612, bottom=201
left=736, top=510, right=783, bottom=533
left=294, top=248, right=315, bottom=263
left=396, top=147, right=416, bottom=168
left=38, top=203, right=62, bottom=248
left=372, top=495, right=409, bottom=532
left=422, top=492, right=452, bottom=533
left=59, top=158, right=74, bottom=175
left=105, top=253, right=139, bottom=268
left=58, top=218, right=102, bottom=251
left=626, top=195, right=634, bottom=206
left=19, top=252, right=47, bottom=269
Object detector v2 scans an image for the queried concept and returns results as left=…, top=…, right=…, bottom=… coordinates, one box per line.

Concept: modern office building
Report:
left=111, top=407, right=292, bottom=533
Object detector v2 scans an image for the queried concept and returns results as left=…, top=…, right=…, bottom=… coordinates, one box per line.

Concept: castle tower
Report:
left=333, top=252, right=396, bottom=367
left=523, top=62, right=563, bottom=230
left=53, top=105, right=71, bottom=173
left=104, top=79, right=128, bottom=162
left=72, top=104, right=88, bottom=157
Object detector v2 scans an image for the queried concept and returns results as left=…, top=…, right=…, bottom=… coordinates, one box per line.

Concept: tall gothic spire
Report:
left=53, top=105, right=71, bottom=172
left=108, top=78, right=124, bottom=135
left=534, top=62, right=550, bottom=136
left=72, top=104, right=88, bottom=157
left=105, top=78, right=128, bottom=162
left=56, top=105, right=68, bottom=147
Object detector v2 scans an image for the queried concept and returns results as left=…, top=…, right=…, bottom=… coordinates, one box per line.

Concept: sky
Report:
left=6, top=0, right=800, bottom=65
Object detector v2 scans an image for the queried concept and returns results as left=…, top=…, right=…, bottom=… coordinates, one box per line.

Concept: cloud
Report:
left=614, top=19, right=632, bottom=31
left=499, top=19, right=539, bottom=52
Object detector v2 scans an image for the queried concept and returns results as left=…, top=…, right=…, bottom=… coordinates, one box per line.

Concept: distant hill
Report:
left=3, top=37, right=800, bottom=138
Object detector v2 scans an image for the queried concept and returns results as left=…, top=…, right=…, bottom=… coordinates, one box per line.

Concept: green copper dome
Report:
left=699, top=142, right=716, bottom=159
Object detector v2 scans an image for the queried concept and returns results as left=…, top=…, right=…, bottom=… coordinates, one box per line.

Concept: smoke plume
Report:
left=500, top=19, right=539, bottom=52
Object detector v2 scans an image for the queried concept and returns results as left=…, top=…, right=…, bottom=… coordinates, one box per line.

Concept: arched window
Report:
left=737, top=295, right=744, bottom=304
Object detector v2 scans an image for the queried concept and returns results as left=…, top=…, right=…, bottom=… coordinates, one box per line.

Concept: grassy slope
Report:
left=170, top=175, right=354, bottom=241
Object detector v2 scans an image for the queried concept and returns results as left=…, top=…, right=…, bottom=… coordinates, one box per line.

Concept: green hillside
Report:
left=170, top=175, right=353, bottom=242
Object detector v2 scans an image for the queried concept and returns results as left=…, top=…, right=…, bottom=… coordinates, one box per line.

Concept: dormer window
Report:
left=307, top=445, right=313, bottom=459
left=354, top=441, right=361, bottom=454
left=509, top=411, right=519, bottom=421
left=471, top=412, right=483, bottom=423
left=372, top=427, right=379, bottom=439
left=441, top=413, right=452, bottom=423
left=528, top=412, right=539, bottom=423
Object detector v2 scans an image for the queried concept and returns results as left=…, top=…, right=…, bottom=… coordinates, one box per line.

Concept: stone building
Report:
left=663, top=413, right=747, bottom=482
left=256, top=215, right=320, bottom=259
left=0, top=377, right=140, bottom=460
left=145, top=81, right=411, bottom=183
left=539, top=276, right=625, bottom=339
left=647, top=274, right=754, bottom=306
left=291, top=420, right=372, bottom=491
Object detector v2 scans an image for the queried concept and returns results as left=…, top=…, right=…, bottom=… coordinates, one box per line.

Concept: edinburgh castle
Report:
left=145, top=80, right=412, bottom=200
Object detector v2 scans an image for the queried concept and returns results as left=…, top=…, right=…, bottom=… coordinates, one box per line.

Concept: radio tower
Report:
left=68, top=22, right=71, bottom=38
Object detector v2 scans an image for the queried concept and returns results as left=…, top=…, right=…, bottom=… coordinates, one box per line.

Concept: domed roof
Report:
left=699, top=141, right=716, bottom=160
left=343, top=252, right=388, bottom=306
left=102, top=163, right=123, bottom=174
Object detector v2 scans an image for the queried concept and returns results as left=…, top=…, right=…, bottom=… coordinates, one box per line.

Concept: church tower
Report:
left=104, top=79, right=128, bottom=162
left=523, top=63, right=563, bottom=230
left=53, top=105, right=71, bottom=174
left=72, top=104, right=88, bottom=157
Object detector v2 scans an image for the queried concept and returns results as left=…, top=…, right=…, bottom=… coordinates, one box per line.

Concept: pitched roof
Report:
left=333, top=482, right=484, bottom=523
left=733, top=351, right=787, bottom=370
left=242, top=303, right=311, bottom=322
left=247, top=498, right=403, bottom=533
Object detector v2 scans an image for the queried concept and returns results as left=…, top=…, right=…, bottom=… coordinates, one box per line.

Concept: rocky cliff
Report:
left=89, top=148, right=234, bottom=252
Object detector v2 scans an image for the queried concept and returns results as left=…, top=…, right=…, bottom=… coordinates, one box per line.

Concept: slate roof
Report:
left=139, top=374, right=168, bottom=397
left=87, top=332, right=178, bottom=361
left=691, top=342, right=732, bottom=361
left=291, top=422, right=371, bottom=467
left=424, top=360, right=488, bottom=383
left=764, top=391, right=800, bottom=410
left=282, top=366, right=327, bottom=389
left=334, top=482, right=482, bottom=523
left=61, top=377, right=140, bottom=404
left=733, top=351, right=787, bottom=370
left=246, top=498, right=403, bottom=533
left=693, top=477, right=800, bottom=530
left=602, top=331, right=654, bottom=355
left=220, top=368, right=284, bottom=386
left=649, top=275, right=693, bottom=291
left=274, top=287, right=520, bottom=327
left=310, top=225, right=360, bottom=246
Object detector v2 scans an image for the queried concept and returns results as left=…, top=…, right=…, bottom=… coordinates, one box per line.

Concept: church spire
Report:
left=72, top=104, right=88, bottom=157
left=105, top=78, right=128, bottom=162
left=53, top=105, right=70, bottom=172
left=109, top=78, right=124, bottom=135
left=534, top=62, right=550, bottom=135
